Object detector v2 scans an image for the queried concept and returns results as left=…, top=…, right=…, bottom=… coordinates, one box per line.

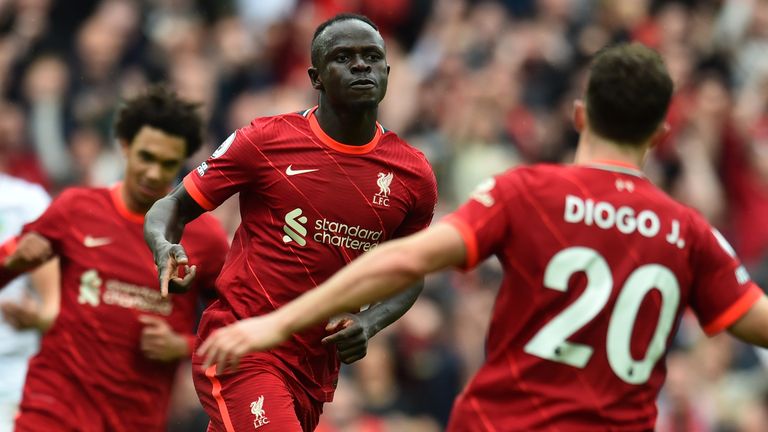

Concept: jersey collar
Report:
left=584, top=160, right=645, bottom=178
left=110, top=182, right=145, bottom=224
left=306, top=106, right=382, bottom=155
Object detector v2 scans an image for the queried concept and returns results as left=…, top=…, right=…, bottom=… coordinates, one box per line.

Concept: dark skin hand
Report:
left=144, top=183, right=205, bottom=297
left=321, top=281, right=423, bottom=364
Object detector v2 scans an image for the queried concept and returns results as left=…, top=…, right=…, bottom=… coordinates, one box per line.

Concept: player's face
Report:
left=312, top=20, right=389, bottom=109
left=121, top=125, right=187, bottom=212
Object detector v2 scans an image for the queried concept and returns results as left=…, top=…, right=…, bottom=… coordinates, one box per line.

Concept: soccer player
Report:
left=0, top=86, right=229, bottom=432
left=0, top=174, right=58, bottom=432
left=144, top=13, right=437, bottom=432
left=197, top=43, right=768, bottom=431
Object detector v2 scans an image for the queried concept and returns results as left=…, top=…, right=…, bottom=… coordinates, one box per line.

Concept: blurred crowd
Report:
left=1, top=0, right=768, bottom=431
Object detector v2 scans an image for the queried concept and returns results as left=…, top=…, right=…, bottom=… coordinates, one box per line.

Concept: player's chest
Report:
left=252, top=155, right=411, bottom=225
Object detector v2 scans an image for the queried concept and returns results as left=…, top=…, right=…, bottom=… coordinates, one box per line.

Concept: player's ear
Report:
left=649, top=122, right=671, bottom=149
left=386, top=64, right=390, bottom=76
left=308, top=67, right=323, bottom=90
left=118, top=139, right=130, bottom=157
left=573, top=99, right=586, bottom=133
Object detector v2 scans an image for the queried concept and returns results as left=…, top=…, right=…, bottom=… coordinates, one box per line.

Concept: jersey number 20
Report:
left=524, top=246, right=680, bottom=385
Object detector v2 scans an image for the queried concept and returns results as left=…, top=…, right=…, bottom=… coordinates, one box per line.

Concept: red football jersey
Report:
left=19, top=184, right=228, bottom=432
left=184, top=107, right=437, bottom=402
left=443, top=162, right=762, bottom=431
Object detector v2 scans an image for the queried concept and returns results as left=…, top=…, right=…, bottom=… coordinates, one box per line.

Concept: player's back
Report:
left=446, top=162, right=760, bottom=431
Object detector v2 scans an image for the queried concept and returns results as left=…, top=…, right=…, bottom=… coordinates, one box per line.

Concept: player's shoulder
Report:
left=55, top=185, right=110, bottom=204
left=379, top=128, right=433, bottom=173
left=239, top=110, right=310, bottom=139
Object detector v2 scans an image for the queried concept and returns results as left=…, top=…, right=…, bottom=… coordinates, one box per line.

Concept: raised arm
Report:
left=199, top=222, right=467, bottom=372
left=144, top=184, right=207, bottom=297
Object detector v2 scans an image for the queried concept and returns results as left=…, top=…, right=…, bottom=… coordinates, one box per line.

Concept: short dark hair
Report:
left=114, top=85, right=203, bottom=157
left=311, top=13, right=379, bottom=67
left=586, top=43, right=673, bottom=146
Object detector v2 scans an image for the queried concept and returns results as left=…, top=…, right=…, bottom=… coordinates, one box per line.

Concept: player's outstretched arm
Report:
left=198, top=222, right=466, bottom=373
left=728, top=295, right=768, bottom=347
left=144, top=183, right=206, bottom=297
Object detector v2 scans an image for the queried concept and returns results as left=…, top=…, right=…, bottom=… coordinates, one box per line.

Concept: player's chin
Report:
left=345, top=96, right=380, bottom=110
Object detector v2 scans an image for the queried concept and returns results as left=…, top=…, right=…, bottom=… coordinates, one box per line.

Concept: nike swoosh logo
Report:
left=285, top=165, right=319, bottom=176
left=83, top=235, right=112, bottom=248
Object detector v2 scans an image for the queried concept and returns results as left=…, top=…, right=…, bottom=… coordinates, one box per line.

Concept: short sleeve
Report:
left=689, top=217, right=763, bottom=335
left=22, top=189, right=75, bottom=254
left=392, top=166, right=438, bottom=239
left=183, top=128, right=260, bottom=210
left=441, top=173, right=514, bottom=270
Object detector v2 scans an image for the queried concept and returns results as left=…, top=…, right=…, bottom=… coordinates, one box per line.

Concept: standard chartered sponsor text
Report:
left=314, top=218, right=382, bottom=251
left=103, top=279, right=172, bottom=315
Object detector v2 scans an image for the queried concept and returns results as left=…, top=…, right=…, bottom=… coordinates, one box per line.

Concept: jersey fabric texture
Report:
left=442, top=162, right=762, bottom=432
left=185, top=107, right=437, bottom=405
left=0, top=174, right=49, bottom=431
left=14, top=184, right=228, bottom=432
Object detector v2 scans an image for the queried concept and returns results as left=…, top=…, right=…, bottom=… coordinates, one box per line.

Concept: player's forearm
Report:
left=357, top=279, right=423, bottom=337
left=277, top=239, right=425, bottom=335
left=144, top=195, right=186, bottom=249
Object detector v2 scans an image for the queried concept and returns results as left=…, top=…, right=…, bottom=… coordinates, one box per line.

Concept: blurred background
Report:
left=1, top=0, right=768, bottom=430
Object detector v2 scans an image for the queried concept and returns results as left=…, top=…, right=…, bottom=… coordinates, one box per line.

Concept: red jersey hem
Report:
left=702, top=284, right=763, bottom=335
left=442, top=217, right=479, bottom=270
left=183, top=174, right=216, bottom=211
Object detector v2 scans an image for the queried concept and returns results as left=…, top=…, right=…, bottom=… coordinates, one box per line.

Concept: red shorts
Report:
left=192, top=354, right=323, bottom=432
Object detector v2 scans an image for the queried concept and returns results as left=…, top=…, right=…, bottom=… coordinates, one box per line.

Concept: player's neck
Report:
left=314, top=102, right=378, bottom=146
left=574, top=129, right=649, bottom=170
left=119, top=183, right=150, bottom=215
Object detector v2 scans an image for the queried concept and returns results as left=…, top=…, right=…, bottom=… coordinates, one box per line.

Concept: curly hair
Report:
left=114, top=85, right=203, bottom=157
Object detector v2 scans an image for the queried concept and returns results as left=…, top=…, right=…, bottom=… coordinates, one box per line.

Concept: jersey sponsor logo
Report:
left=283, top=208, right=308, bottom=246
left=470, top=178, right=496, bottom=207
left=373, top=172, right=393, bottom=207
left=76, top=269, right=172, bottom=314
left=78, top=269, right=102, bottom=306
left=197, top=161, right=209, bottom=177
left=211, top=132, right=235, bottom=159
left=251, top=396, right=270, bottom=429
left=83, top=235, right=112, bottom=248
left=281, top=208, right=383, bottom=251
left=285, top=165, right=319, bottom=176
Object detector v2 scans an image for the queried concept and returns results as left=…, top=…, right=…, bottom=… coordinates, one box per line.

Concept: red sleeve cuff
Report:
left=183, top=174, right=216, bottom=211
left=441, top=216, right=478, bottom=270
left=702, top=284, right=764, bottom=335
